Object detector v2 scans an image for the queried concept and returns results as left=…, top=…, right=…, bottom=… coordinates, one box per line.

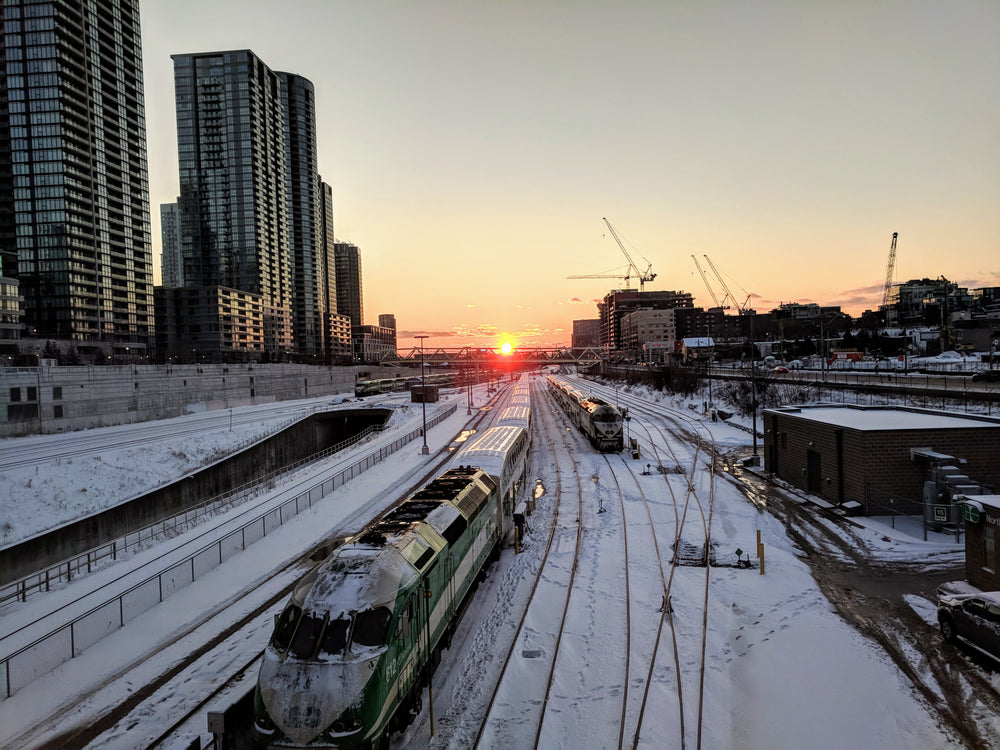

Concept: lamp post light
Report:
left=750, top=313, right=758, bottom=459
left=467, top=364, right=473, bottom=415
left=416, top=335, right=429, bottom=454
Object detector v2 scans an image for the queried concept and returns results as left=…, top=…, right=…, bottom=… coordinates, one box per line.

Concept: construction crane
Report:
left=703, top=254, right=752, bottom=313
left=692, top=254, right=727, bottom=309
left=568, top=218, right=657, bottom=292
left=881, top=232, right=898, bottom=309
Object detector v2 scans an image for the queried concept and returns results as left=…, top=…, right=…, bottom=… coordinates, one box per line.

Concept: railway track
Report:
left=463, top=376, right=722, bottom=749
left=568, top=375, right=718, bottom=750
left=473, top=380, right=586, bottom=748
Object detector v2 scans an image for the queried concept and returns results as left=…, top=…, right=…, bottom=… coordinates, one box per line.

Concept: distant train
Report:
left=354, top=373, right=457, bottom=398
left=547, top=376, right=624, bottom=452
left=354, top=377, right=408, bottom=397
left=251, top=419, right=530, bottom=749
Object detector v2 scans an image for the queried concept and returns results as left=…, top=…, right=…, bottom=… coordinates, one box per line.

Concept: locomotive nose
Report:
left=258, top=657, right=370, bottom=745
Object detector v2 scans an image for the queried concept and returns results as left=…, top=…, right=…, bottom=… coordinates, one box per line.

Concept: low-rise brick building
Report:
left=762, top=405, right=1000, bottom=514
left=960, top=495, right=1000, bottom=590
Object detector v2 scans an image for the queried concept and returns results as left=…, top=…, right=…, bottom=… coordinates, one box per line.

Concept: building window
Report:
left=52, top=386, right=62, bottom=400
left=53, top=404, right=63, bottom=419
left=27, top=386, right=37, bottom=401
left=10, top=387, right=21, bottom=402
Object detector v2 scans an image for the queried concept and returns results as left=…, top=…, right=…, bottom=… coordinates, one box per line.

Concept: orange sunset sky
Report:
left=139, top=0, right=1000, bottom=351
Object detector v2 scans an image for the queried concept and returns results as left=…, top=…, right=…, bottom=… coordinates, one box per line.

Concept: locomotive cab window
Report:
left=353, top=606, right=392, bottom=647
left=395, top=596, right=417, bottom=640
left=320, top=617, right=350, bottom=655
left=290, top=613, right=325, bottom=659
left=271, top=604, right=302, bottom=652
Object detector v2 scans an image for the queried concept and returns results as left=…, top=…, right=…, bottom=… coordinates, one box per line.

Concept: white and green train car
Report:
left=252, top=466, right=504, bottom=749
left=452, top=424, right=531, bottom=545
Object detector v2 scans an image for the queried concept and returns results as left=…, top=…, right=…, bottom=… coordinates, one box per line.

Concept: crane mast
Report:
left=881, top=232, right=898, bottom=309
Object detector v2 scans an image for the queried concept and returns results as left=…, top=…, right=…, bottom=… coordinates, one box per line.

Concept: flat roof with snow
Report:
left=765, top=405, right=1000, bottom=432
left=962, top=495, right=1000, bottom=512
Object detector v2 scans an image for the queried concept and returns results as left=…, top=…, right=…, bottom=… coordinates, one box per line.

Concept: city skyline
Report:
left=139, top=0, right=1000, bottom=349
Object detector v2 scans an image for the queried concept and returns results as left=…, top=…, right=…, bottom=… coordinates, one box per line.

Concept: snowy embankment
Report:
left=0, top=394, right=412, bottom=546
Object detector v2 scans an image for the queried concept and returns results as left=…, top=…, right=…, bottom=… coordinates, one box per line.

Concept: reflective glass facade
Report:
left=0, top=0, right=153, bottom=352
left=172, top=50, right=291, bottom=354
left=159, top=201, right=181, bottom=287
left=334, top=241, right=363, bottom=328
left=278, top=71, right=324, bottom=357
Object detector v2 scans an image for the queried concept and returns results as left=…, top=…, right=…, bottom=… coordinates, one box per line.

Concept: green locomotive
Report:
left=252, top=465, right=505, bottom=749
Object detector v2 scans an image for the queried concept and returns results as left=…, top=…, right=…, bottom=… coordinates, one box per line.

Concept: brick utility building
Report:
left=960, top=496, right=1000, bottom=590
left=762, top=405, right=1000, bottom=515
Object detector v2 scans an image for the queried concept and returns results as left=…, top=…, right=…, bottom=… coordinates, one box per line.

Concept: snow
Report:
left=0, top=380, right=994, bottom=748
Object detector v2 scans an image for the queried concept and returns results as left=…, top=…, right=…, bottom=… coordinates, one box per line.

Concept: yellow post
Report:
left=757, top=529, right=765, bottom=575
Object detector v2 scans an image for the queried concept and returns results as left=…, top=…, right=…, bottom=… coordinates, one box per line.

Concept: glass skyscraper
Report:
left=172, top=49, right=292, bottom=355
left=334, top=241, right=363, bottom=327
left=278, top=71, right=324, bottom=358
left=0, top=0, right=154, bottom=357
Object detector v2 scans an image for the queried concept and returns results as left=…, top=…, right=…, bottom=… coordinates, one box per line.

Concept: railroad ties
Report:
left=671, top=539, right=736, bottom=567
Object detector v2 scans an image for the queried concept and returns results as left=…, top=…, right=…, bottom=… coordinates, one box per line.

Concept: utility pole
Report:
left=416, top=335, right=429, bottom=454
left=750, top=313, right=758, bottom=458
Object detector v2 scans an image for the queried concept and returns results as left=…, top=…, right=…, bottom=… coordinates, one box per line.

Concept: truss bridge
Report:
left=379, top=346, right=606, bottom=367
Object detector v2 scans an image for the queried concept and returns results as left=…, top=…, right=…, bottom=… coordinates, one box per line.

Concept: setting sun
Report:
left=500, top=341, right=513, bottom=355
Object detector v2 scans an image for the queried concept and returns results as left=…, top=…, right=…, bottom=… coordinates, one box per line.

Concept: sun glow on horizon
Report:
left=500, top=341, right=513, bottom=355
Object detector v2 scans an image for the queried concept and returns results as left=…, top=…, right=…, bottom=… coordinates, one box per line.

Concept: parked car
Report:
left=937, top=592, right=1000, bottom=660
left=773, top=366, right=789, bottom=373
left=971, top=370, right=1000, bottom=382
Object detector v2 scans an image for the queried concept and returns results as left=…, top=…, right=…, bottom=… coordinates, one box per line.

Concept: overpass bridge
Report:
left=380, top=346, right=606, bottom=367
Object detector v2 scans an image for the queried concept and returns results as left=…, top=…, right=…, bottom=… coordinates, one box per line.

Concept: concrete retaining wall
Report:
left=0, top=363, right=411, bottom=437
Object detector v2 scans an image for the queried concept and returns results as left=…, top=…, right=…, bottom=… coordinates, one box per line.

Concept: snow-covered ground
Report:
left=0, top=378, right=996, bottom=749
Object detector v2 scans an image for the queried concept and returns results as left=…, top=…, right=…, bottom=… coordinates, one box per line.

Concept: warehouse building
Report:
left=762, top=405, right=1000, bottom=518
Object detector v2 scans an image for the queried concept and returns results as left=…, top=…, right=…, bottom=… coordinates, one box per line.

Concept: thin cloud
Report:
left=397, top=330, right=457, bottom=338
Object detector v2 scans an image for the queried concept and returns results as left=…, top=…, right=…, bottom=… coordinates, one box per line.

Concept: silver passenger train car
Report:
left=547, top=376, right=624, bottom=452
left=451, top=424, right=531, bottom=545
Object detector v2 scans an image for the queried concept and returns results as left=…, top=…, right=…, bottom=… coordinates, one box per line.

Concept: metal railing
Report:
left=0, top=404, right=456, bottom=700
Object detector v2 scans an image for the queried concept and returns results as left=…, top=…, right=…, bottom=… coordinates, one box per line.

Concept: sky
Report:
left=138, top=0, right=1000, bottom=350
left=0, top=380, right=986, bottom=748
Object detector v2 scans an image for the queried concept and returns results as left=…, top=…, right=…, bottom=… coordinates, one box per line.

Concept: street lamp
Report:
left=416, top=335, right=429, bottom=454
left=750, top=313, right=758, bottom=459
left=467, top=364, right=473, bottom=415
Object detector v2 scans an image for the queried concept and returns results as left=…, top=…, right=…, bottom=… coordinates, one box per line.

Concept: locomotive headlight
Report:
left=326, top=713, right=364, bottom=738
left=253, top=713, right=277, bottom=736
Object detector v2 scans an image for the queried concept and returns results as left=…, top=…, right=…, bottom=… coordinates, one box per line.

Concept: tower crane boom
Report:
left=602, top=218, right=656, bottom=292
left=692, top=255, right=724, bottom=308
left=702, top=255, right=751, bottom=313
left=568, top=218, right=657, bottom=291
